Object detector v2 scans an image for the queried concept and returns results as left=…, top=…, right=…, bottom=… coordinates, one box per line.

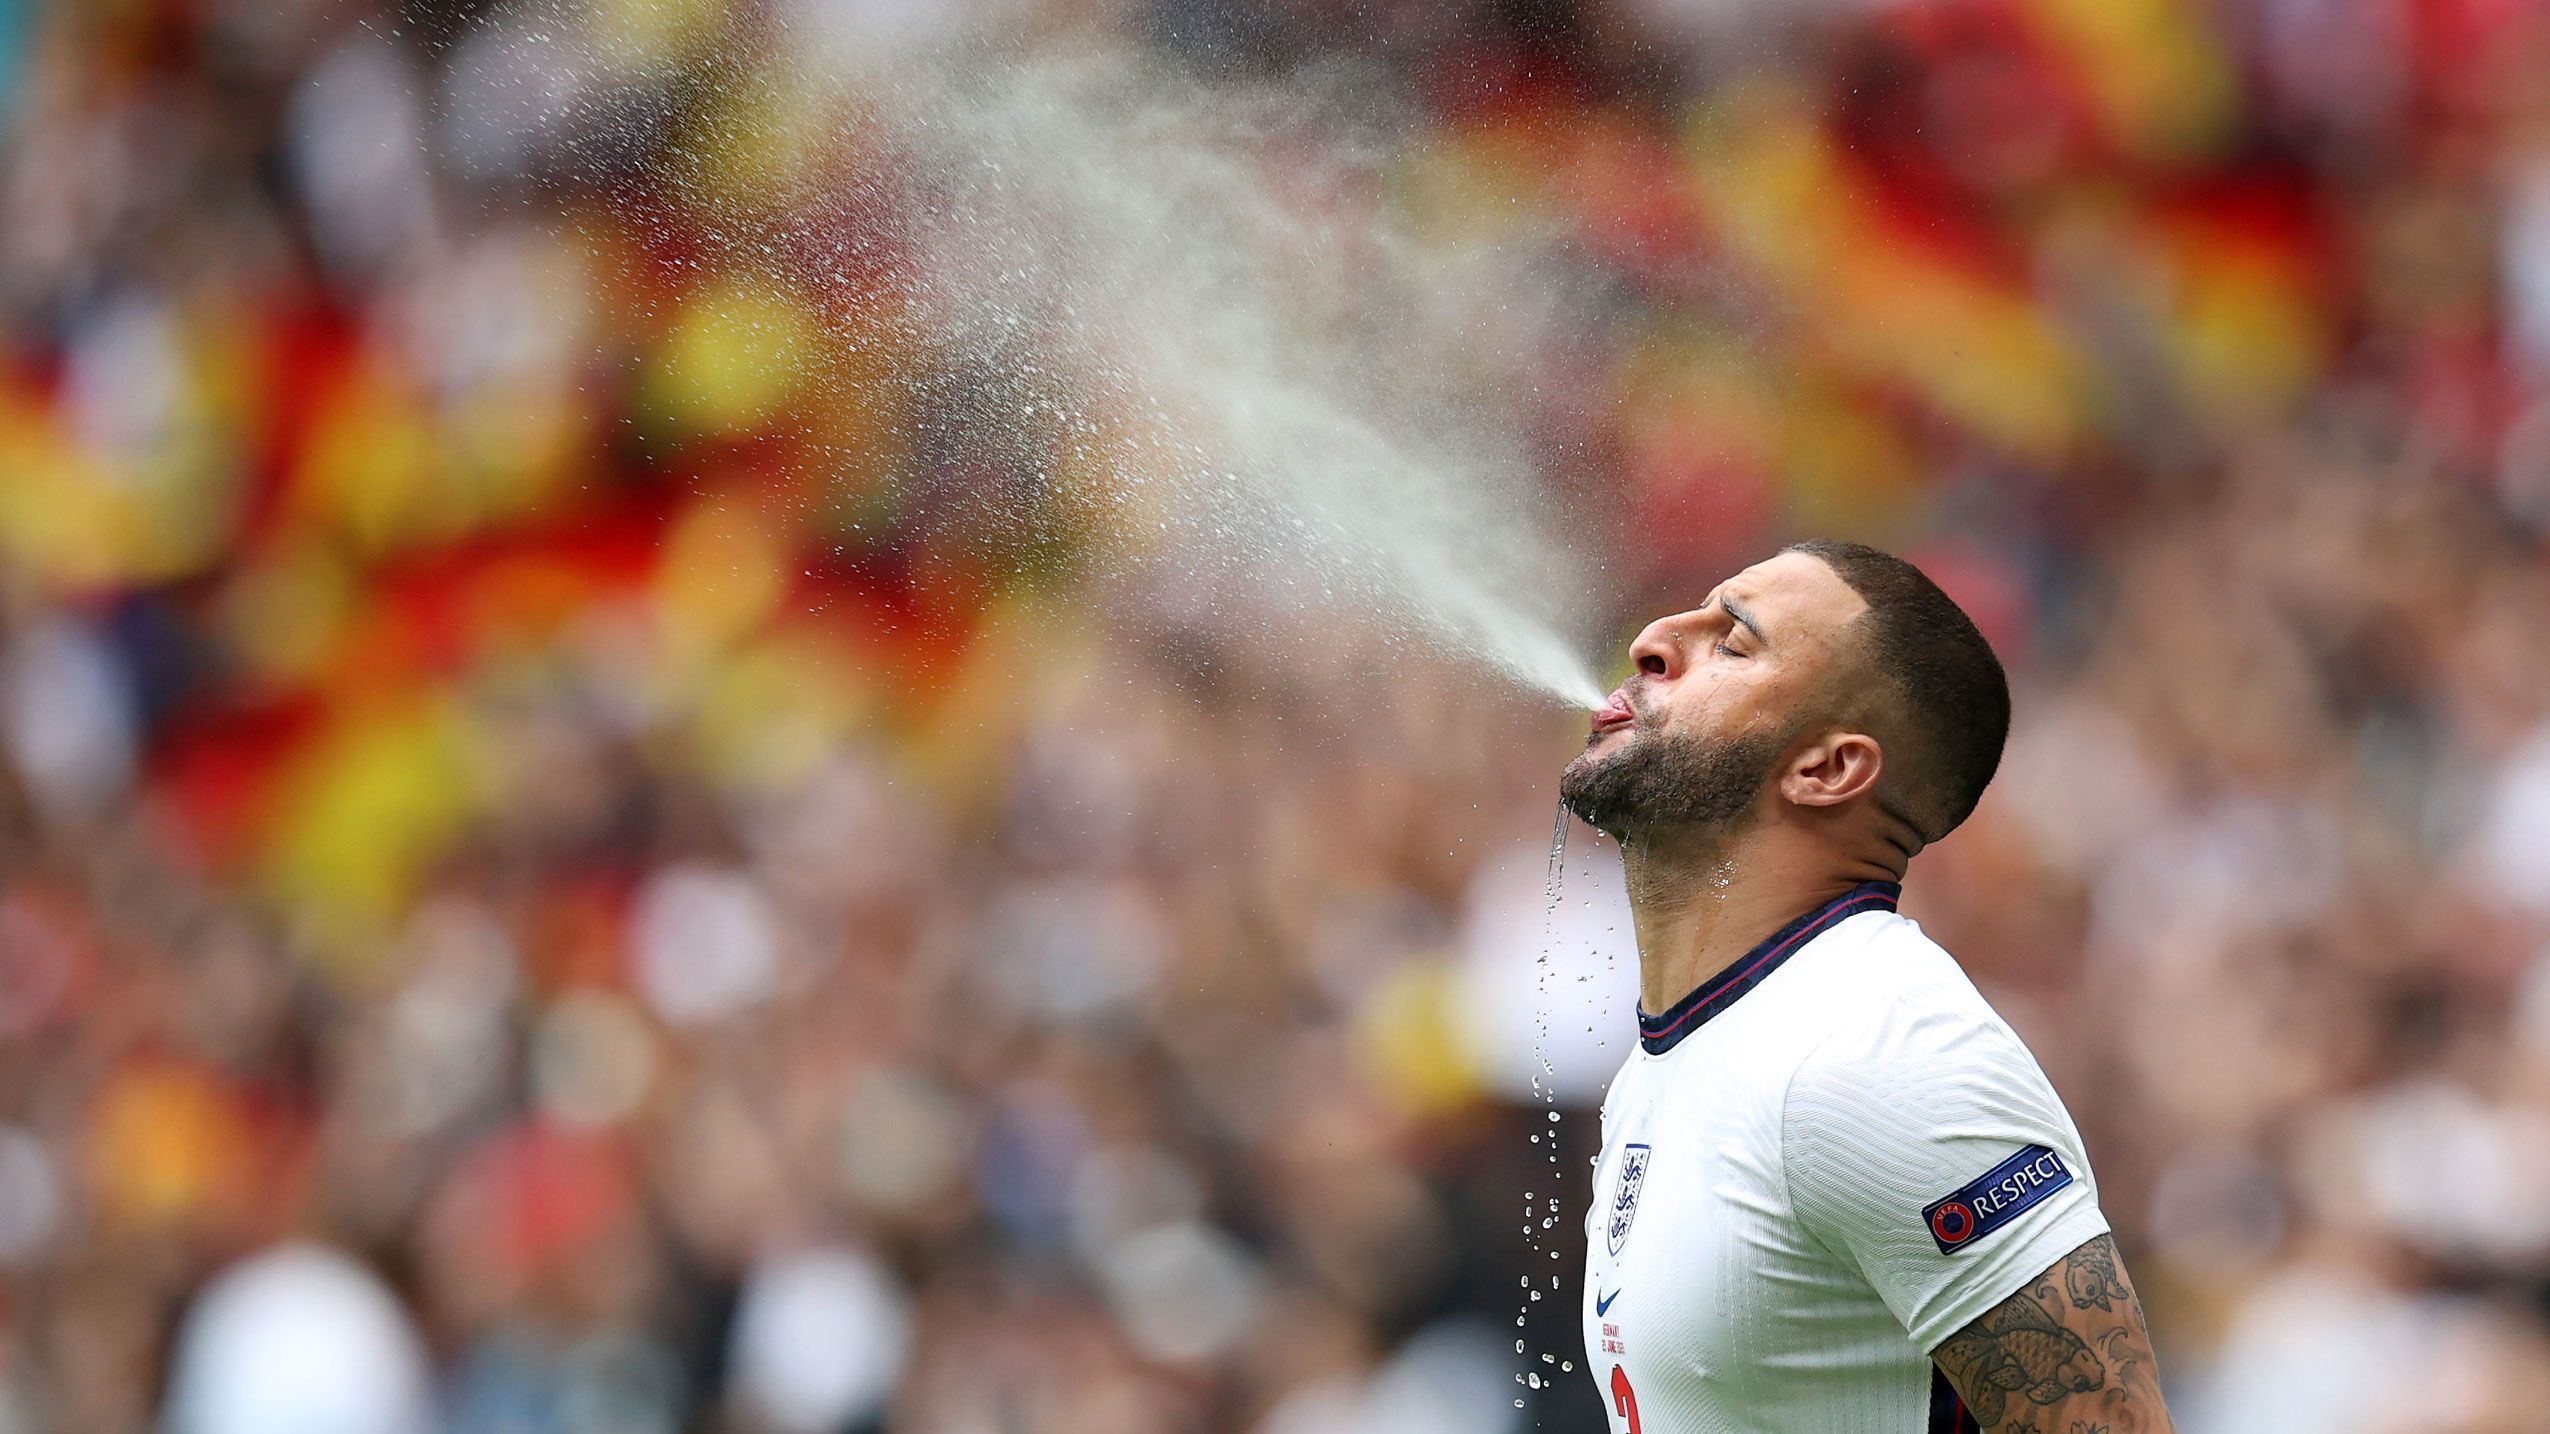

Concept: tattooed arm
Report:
left=1931, top=1235, right=2173, bottom=1434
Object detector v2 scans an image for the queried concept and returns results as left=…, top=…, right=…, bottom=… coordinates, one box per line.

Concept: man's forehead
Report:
left=1708, top=552, right=1865, bottom=630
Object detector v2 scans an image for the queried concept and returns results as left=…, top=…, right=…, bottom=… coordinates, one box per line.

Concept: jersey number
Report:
left=1609, top=1365, right=1641, bottom=1433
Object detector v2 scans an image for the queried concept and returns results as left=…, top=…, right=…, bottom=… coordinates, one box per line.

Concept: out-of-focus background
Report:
left=9, top=1, right=2550, bottom=1431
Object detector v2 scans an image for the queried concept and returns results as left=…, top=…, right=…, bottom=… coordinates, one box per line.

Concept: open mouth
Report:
left=1590, top=691, right=1636, bottom=734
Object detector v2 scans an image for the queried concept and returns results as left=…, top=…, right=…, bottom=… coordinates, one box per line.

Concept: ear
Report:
left=1780, top=730, right=1883, bottom=810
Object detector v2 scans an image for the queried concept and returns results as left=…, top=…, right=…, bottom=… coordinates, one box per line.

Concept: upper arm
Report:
left=1781, top=1007, right=2110, bottom=1351
left=1932, top=1233, right=2174, bottom=1434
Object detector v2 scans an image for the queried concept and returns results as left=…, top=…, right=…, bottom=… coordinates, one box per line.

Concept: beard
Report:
left=1559, top=720, right=1790, bottom=843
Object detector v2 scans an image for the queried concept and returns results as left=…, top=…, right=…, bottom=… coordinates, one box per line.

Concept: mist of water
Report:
left=775, top=36, right=1611, bottom=708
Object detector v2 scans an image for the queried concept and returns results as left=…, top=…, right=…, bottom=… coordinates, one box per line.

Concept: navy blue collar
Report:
left=1636, top=882, right=1901, bottom=1055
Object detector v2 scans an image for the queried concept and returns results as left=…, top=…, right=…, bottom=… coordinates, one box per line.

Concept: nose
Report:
left=1626, top=613, right=1689, bottom=681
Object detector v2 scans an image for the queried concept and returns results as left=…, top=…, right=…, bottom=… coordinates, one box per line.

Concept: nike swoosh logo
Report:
left=1595, top=1288, right=1622, bottom=1316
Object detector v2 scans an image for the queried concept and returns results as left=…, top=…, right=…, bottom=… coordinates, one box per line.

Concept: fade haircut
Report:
left=1783, top=539, right=2010, bottom=845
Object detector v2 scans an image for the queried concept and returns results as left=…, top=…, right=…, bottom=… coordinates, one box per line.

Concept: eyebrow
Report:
left=1718, top=592, right=1769, bottom=645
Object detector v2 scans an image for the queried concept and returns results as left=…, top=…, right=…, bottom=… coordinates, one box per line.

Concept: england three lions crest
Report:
left=1607, top=1144, right=1651, bottom=1256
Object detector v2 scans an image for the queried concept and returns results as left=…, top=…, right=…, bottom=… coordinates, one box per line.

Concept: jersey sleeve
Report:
left=1779, top=1001, right=2110, bottom=1354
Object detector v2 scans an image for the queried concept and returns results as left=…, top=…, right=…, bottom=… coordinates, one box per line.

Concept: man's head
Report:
left=1559, top=542, right=2010, bottom=860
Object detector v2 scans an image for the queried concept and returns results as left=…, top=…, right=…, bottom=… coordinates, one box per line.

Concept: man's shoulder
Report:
left=1772, top=908, right=1988, bottom=1023
left=1772, top=911, right=2038, bottom=1087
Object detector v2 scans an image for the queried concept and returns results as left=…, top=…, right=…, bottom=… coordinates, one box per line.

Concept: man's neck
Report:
left=1620, top=826, right=1884, bottom=1016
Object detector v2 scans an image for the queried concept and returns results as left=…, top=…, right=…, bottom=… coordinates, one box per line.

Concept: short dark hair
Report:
left=1783, top=539, right=2010, bottom=845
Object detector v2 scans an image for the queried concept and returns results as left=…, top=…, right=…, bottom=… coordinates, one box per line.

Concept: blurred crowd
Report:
left=10, top=0, right=2550, bottom=1430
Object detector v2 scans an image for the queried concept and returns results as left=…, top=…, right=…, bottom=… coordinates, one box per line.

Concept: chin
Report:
left=1561, top=742, right=1612, bottom=786
left=1558, top=748, right=1626, bottom=835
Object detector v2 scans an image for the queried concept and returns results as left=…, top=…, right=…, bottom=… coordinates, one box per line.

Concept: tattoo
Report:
left=1933, top=1281, right=2104, bottom=1425
left=1934, top=1236, right=2175, bottom=1432
left=2094, top=1327, right=2144, bottom=1381
left=2063, top=1235, right=2126, bottom=1313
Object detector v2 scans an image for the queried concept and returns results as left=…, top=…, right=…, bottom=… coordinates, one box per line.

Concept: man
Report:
left=1564, top=541, right=2171, bottom=1434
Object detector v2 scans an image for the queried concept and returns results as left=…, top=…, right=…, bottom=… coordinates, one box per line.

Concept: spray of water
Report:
left=756, top=33, right=1610, bottom=707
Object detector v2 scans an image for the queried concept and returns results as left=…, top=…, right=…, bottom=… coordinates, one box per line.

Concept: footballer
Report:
left=1564, top=541, right=2172, bottom=1434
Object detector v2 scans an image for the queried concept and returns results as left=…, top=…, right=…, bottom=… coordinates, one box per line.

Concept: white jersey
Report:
left=1581, top=883, right=2108, bottom=1434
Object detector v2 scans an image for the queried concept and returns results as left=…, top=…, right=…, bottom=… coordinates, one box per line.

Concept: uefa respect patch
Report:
left=1922, top=1144, right=2073, bottom=1255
